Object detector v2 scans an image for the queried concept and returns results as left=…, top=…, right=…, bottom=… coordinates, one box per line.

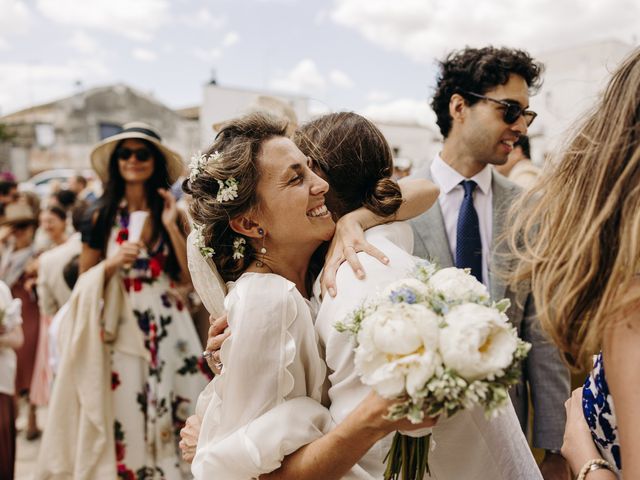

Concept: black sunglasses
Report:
left=459, top=90, right=537, bottom=126
left=117, top=147, right=152, bottom=162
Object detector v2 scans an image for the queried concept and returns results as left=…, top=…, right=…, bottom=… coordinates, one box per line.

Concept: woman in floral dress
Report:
left=80, top=123, right=210, bottom=479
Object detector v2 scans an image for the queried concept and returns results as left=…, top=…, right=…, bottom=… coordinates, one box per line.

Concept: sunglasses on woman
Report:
left=459, top=90, right=537, bottom=126
left=117, top=147, right=152, bottom=162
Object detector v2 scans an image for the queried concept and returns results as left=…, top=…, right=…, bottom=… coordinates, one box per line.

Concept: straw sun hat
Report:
left=90, top=122, right=185, bottom=184
left=0, top=203, right=37, bottom=227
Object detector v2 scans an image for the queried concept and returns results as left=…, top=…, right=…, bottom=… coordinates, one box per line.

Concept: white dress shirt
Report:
left=430, top=153, right=493, bottom=286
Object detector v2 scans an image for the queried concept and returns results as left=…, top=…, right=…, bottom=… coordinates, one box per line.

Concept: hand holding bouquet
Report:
left=336, top=261, right=530, bottom=480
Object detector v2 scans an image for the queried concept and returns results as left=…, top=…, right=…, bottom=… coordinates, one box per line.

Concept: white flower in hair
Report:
left=189, top=151, right=222, bottom=183
left=216, top=177, right=239, bottom=202
left=232, top=237, right=246, bottom=260
left=193, top=223, right=215, bottom=259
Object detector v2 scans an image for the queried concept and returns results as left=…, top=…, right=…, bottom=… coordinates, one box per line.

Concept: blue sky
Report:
left=1, top=0, right=638, bottom=124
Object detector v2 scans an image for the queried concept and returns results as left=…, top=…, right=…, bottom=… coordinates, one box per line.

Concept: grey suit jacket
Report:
left=410, top=170, right=570, bottom=450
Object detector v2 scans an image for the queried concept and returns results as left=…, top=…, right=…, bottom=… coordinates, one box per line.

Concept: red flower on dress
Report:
left=116, top=229, right=129, bottom=245
left=111, top=371, right=121, bottom=390
left=133, top=278, right=143, bottom=292
left=117, top=463, right=135, bottom=480
left=115, top=441, right=126, bottom=462
left=149, top=257, right=162, bottom=278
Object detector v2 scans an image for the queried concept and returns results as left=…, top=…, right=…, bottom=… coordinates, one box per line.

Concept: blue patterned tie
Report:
left=455, top=180, right=482, bottom=282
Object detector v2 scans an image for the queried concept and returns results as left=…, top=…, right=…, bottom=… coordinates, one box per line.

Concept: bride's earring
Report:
left=256, top=228, right=267, bottom=267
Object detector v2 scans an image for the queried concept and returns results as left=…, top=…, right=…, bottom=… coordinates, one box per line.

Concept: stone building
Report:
left=0, top=84, right=198, bottom=180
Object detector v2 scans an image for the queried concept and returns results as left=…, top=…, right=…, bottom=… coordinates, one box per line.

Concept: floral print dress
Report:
left=582, top=352, right=621, bottom=475
left=108, top=208, right=210, bottom=480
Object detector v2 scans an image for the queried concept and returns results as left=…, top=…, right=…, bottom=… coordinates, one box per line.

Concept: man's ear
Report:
left=449, top=93, right=467, bottom=124
left=229, top=215, right=263, bottom=239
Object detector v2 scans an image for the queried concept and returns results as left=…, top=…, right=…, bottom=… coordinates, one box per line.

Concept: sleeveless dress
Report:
left=582, top=352, right=622, bottom=474
left=106, top=208, right=210, bottom=479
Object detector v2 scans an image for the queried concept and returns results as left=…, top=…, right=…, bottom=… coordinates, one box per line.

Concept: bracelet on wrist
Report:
left=576, top=458, right=614, bottom=480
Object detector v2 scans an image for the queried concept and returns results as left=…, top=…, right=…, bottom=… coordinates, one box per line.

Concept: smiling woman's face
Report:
left=116, top=139, right=156, bottom=184
left=253, top=136, right=335, bottom=251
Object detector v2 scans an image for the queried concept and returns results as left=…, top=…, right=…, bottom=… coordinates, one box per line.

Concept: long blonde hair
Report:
left=507, top=48, right=640, bottom=370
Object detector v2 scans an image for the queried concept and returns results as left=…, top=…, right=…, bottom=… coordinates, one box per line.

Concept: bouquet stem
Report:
left=383, top=432, right=431, bottom=480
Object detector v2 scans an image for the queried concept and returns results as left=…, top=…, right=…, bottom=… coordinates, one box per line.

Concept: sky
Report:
left=1, top=0, right=639, bottom=125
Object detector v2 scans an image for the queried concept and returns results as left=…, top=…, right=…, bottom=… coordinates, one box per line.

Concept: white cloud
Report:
left=177, top=8, right=227, bottom=29
left=0, top=59, right=110, bottom=115
left=193, top=47, right=222, bottom=63
left=0, top=38, right=9, bottom=51
left=67, top=31, right=99, bottom=54
left=132, top=48, right=157, bottom=62
left=329, top=69, right=355, bottom=88
left=270, top=59, right=326, bottom=94
left=222, top=32, right=239, bottom=47
left=360, top=97, right=437, bottom=127
left=0, top=0, right=32, bottom=36
left=191, top=32, right=238, bottom=63
left=366, top=89, right=392, bottom=102
left=331, top=0, right=640, bottom=62
left=36, top=0, right=170, bottom=42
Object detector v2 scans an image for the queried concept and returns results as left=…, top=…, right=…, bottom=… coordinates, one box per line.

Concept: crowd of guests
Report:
left=0, top=44, right=638, bottom=480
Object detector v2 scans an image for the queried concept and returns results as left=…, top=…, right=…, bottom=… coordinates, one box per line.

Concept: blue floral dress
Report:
left=582, top=352, right=621, bottom=474
left=108, top=208, right=211, bottom=479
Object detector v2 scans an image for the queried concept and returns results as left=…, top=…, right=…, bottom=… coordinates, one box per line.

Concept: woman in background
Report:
left=0, top=202, right=41, bottom=440
left=77, top=123, right=209, bottom=478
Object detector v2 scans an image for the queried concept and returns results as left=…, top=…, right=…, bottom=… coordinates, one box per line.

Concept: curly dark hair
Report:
left=431, top=46, right=544, bottom=138
left=183, top=112, right=288, bottom=282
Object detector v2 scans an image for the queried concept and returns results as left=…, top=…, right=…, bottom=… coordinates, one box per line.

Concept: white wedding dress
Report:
left=313, top=222, right=543, bottom=479
left=191, top=272, right=332, bottom=480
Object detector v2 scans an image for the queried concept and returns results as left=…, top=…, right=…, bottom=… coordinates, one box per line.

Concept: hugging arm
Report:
left=322, top=178, right=439, bottom=297
left=260, top=392, right=438, bottom=480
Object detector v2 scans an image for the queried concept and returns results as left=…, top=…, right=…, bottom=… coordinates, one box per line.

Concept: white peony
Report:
left=355, top=303, right=441, bottom=399
left=427, top=267, right=490, bottom=303
left=439, top=303, right=518, bottom=381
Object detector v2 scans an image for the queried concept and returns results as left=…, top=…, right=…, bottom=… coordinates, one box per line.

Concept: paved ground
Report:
left=14, top=401, right=45, bottom=480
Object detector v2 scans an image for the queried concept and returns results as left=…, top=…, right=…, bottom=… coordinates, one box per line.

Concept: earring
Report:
left=256, top=228, right=267, bottom=267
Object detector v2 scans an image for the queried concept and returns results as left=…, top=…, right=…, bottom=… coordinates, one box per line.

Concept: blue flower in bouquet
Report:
left=389, top=288, right=417, bottom=304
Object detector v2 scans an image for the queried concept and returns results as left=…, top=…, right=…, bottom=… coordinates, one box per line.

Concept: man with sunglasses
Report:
left=410, top=46, right=570, bottom=480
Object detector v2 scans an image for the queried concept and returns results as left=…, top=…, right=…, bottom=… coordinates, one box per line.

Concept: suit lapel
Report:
left=410, top=168, right=455, bottom=268
left=416, top=203, right=455, bottom=268
left=490, top=172, right=519, bottom=301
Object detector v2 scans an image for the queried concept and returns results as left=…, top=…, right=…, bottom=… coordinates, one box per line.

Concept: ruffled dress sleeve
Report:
left=192, top=273, right=331, bottom=480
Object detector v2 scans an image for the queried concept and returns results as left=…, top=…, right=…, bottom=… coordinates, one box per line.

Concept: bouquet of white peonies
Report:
left=335, top=261, right=531, bottom=480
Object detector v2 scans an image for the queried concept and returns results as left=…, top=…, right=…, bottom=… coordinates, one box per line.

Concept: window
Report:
left=99, top=122, right=122, bottom=140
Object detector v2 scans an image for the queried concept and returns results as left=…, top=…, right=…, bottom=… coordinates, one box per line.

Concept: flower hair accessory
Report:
left=217, top=178, right=239, bottom=202
left=193, top=224, right=215, bottom=259
left=189, top=151, right=222, bottom=183
left=232, top=237, right=246, bottom=260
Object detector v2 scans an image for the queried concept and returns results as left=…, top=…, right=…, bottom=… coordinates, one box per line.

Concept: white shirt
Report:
left=430, top=153, right=493, bottom=286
